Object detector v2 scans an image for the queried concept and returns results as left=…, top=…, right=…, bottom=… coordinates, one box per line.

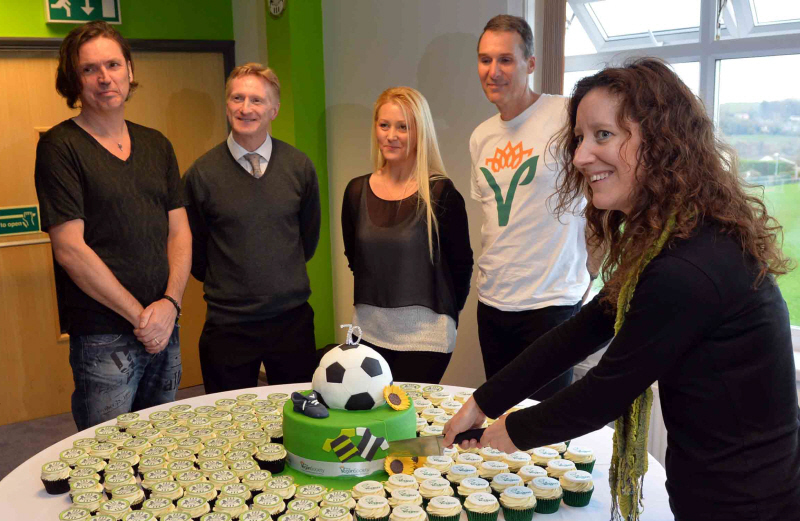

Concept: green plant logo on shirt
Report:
left=480, top=141, right=538, bottom=226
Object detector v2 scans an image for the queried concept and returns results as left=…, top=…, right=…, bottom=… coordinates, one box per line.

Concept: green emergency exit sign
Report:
left=46, top=0, right=121, bottom=24
left=0, top=206, right=41, bottom=237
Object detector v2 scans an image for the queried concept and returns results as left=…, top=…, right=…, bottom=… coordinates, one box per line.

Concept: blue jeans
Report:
left=69, top=327, right=182, bottom=431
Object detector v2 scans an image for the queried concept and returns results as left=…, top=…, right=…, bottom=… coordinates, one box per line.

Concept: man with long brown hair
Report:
left=35, top=21, right=191, bottom=431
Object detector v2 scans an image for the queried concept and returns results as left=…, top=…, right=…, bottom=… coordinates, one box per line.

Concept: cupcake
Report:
left=41, top=460, right=71, bottom=494
left=187, top=482, right=219, bottom=509
left=441, top=447, right=458, bottom=460
left=456, top=477, right=491, bottom=504
left=167, top=426, right=192, bottom=440
left=139, top=456, right=168, bottom=476
left=97, top=498, right=133, bottom=519
left=279, top=514, right=310, bottom=521
left=287, top=498, right=321, bottom=519
left=215, top=399, right=238, bottom=411
left=354, top=495, right=390, bottom=521
left=123, top=437, right=151, bottom=455
left=154, top=421, right=181, bottom=434
left=498, top=486, right=536, bottom=521
left=112, top=484, right=146, bottom=510
left=427, top=392, right=453, bottom=406
left=70, top=477, right=104, bottom=498
left=169, top=460, right=197, bottom=477
left=57, top=507, right=91, bottom=521
left=104, top=470, right=138, bottom=496
left=219, top=429, right=244, bottom=444
left=559, top=470, right=594, bottom=507
left=422, top=455, right=453, bottom=474
left=321, top=490, right=356, bottom=512
left=425, top=494, right=462, bottom=521
left=137, top=428, right=163, bottom=444
left=421, top=385, right=444, bottom=399
left=150, top=410, right=174, bottom=422
left=412, top=398, right=432, bottom=411
left=199, top=448, right=227, bottom=463
left=106, top=460, right=134, bottom=475
left=527, top=477, right=562, bottom=514
left=108, top=431, right=134, bottom=448
left=170, top=449, right=198, bottom=463
left=95, top=425, right=121, bottom=440
left=210, top=470, right=239, bottom=491
left=242, top=470, right=272, bottom=494
left=384, top=473, right=418, bottom=495
left=255, top=443, right=286, bottom=473
left=69, top=467, right=100, bottom=484
left=142, top=469, right=173, bottom=494
left=176, top=495, right=211, bottom=519
left=176, top=470, right=208, bottom=489
left=418, top=478, right=453, bottom=506
left=73, top=491, right=104, bottom=514
left=462, top=492, right=499, bottom=521
left=412, top=466, right=441, bottom=484
left=205, top=438, right=231, bottom=453
left=477, top=461, right=508, bottom=480
left=220, top=483, right=253, bottom=506
left=164, top=513, right=194, bottom=521
left=141, top=446, right=169, bottom=460
left=73, top=437, right=99, bottom=450
left=352, top=480, right=385, bottom=499
left=318, top=505, right=351, bottom=521
left=110, top=449, right=141, bottom=474
left=399, top=383, right=421, bottom=393
left=546, top=459, right=576, bottom=479
left=502, top=452, right=531, bottom=472
left=439, top=401, right=462, bottom=416
left=241, top=510, right=272, bottom=521
left=415, top=417, right=428, bottom=436
left=420, top=408, right=445, bottom=423
left=543, top=442, right=567, bottom=457
left=60, top=448, right=88, bottom=467
left=529, top=447, right=560, bottom=469
left=199, top=460, right=228, bottom=479
left=445, top=464, right=478, bottom=487
left=266, top=477, right=296, bottom=500
left=388, top=488, right=423, bottom=508
left=475, top=448, right=500, bottom=463
left=456, top=453, right=483, bottom=467
left=388, top=504, right=426, bottom=521
left=180, top=436, right=206, bottom=453
left=142, top=497, right=176, bottom=519
left=244, top=431, right=269, bottom=446
left=126, top=422, right=154, bottom=438
left=211, top=421, right=236, bottom=433
left=208, top=411, right=233, bottom=423
left=151, top=480, right=185, bottom=503
left=453, top=391, right=473, bottom=404
left=264, top=422, right=284, bottom=444
left=488, top=473, right=522, bottom=498
left=225, top=449, right=252, bottom=466
left=564, top=445, right=595, bottom=473
left=252, top=492, right=286, bottom=517
left=516, top=465, right=547, bottom=484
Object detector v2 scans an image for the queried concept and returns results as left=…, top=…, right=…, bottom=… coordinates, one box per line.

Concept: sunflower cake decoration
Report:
left=383, top=385, right=410, bottom=411
left=384, top=455, right=417, bottom=475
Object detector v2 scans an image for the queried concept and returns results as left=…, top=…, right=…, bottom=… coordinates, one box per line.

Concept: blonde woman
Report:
left=341, top=87, right=473, bottom=383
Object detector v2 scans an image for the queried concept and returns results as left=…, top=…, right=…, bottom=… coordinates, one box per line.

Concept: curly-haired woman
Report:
left=444, top=58, right=799, bottom=520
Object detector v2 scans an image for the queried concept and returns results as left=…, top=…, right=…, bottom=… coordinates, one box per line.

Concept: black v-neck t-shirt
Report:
left=35, top=119, right=183, bottom=335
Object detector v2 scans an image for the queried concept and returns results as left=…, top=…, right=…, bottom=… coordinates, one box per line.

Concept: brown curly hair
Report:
left=552, top=57, right=793, bottom=307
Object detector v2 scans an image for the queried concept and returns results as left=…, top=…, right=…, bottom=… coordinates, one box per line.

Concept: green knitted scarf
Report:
left=609, top=215, right=676, bottom=521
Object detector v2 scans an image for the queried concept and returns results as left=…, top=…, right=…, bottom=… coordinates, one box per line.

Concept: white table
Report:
left=0, top=384, right=674, bottom=520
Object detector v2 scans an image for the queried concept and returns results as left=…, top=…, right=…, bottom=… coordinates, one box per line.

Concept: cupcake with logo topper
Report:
left=97, top=498, right=133, bottom=519
left=546, top=458, right=576, bottom=479
left=418, top=478, right=454, bottom=507
left=58, top=506, right=91, bottom=521
left=352, top=480, right=385, bottom=499
left=354, top=495, right=391, bottom=521
left=266, top=476, right=297, bottom=500
left=164, top=513, right=194, bottom=521
left=319, top=505, right=352, bottom=521
left=463, top=492, right=499, bottom=521
left=220, top=482, right=253, bottom=507
left=73, top=491, right=104, bottom=514
left=425, top=494, right=462, bottom=521
left=489, top=473, right=523, bottom=498
left=388, top=488, right=423, bottom=508
left=187, top=482, right=219, bottom=509
left=456, top=452, right=483, bottom=467
left=527, top=477, right=562, bottom=514
left=456, top=477, right=491, bottom=505
left=199, top=512, right=231, bottom=521
left=516, top=464, right=547, bottom=484
left=389, top=504, right=426, bottom=521
left=255, top=443, right=286, bottom=473
left=422, top=455, right=453, bottom=474
left=498, top=486, right=536, bottom=521
left=41, top=460, right=71, bottom=494
left=478, top=460, right=508, bottom=481
left=529, top=447, right=560, bottom=469
left=252, top=492, right=286, bottom=517
left=176, top=494, right=211, bottom=519
left=296, top=483, right=329, bottom=502
left=322, top=490, right=357, bottom=513
left=142, top=497, right=176, bottom=519
left=412, top=466, right=441, bottom=484
left=288, top=498, right=321, bottom=519
left=384, top=473, right=418, bottom=495
left=563, top=445, right=595, bottom=473
left=559, top=470, right=594, bottom=507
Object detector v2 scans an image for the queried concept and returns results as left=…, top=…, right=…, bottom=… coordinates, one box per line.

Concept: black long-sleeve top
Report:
left=342, top=175, right=473, bottom=320
left=474, top=222, right=800, bottom=520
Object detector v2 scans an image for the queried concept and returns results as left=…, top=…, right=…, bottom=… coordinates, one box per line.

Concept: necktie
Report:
left=244, top=153, right=263, bottom=178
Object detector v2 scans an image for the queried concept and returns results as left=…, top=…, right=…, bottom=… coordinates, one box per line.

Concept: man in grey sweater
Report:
left=183, top=63, right=321, bottom=393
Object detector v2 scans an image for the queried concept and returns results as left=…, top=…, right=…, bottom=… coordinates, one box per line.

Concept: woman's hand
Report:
left=479, top=414, right=519, bottom=454
left=443, top=397, right=487, bottom=449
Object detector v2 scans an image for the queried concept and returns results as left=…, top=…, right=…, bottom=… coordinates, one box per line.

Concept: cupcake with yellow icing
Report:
left=321, top=490, right=356, bottom=513
left=502, top=452, right=531, bottom=472
left=529, top=447, right=560, bottom=469
left=543, top=442, right=567, bottom=457
left=389, top=504, right=426, bottom=521
left=477, top=461, right=508, bottom=481
left=266, top=477, right=297, bottom=500
left=384, top=473, right=418, bottom=495
left=422, top=455, right=453, bottom=474
left=445, top=464, right=478, bottom=488
left=498, top=486, right=536, bottom=521
left=456, top=477, right=491, bottom=504
left=354, top=495, right=390, bottom=521
left=516, top=465, right=547, bottom=484
left=388, top=488, right=423, bottom=508
left=564, top=445, right=595, bottom=473
left=489, top=473, right=522, bottom=498
left=142, top=497, right=176, bottom=519
left=352, top=480, right=385, bottom=499
left=319, top=505, right=352, bottom=521
left=176, top=494, right=211, bottom=519
left=527, top=477, right=562, bottom=514
left=296, top=484, right=328, bottom=503
left=425, top=494, right=462, bottom=521
left=412, top=466, right=441, bottom=484
left=463, top=492, right=499, bottom=521
left=41, top=460, right=71, bottom=494
left=252, top=492, right=286, bottom=517
left=439, top=401, right=462, bottom=416
left=418, top=478, right=453, bottom=507
left=559, top=470, right=594, bottom=507
left=287, top=498, right=320, bottom=519
left=427, top=392, right=452, bottom=406
left=456, top=452, right=483, bottom=467
left=546, top=459, right=576, bottom=479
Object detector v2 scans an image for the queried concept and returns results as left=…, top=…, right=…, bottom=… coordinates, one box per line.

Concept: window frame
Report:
left=535, top=0, right=800, bottom=354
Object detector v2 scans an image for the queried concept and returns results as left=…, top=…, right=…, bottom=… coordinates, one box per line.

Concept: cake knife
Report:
left=387, top=428, right=486, bottom=457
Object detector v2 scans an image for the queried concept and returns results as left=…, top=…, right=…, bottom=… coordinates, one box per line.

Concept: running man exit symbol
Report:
left=46, top=0, right=121, bottom=24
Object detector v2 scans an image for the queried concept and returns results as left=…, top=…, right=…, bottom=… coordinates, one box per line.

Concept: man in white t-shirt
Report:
left=470, top=15, right=598, bottom=399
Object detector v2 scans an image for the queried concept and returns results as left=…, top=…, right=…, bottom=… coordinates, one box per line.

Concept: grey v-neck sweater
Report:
left=183, top=138, right=321, bottom=324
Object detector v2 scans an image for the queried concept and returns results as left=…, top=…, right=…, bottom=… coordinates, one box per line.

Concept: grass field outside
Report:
left=762, top=182, right=800, bottom=326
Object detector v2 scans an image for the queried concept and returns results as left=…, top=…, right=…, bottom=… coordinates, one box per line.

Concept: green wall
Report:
left=0, top=0, right=233, bottom=39
left=266, top=0, right=336, bottom=349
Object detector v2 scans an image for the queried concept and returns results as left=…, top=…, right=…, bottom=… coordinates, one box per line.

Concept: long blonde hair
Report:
left=370, top=86, right=448, bottom=261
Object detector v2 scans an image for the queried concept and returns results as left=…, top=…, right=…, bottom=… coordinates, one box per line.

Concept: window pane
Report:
left=563, top=69, right=599, bottom=96
left=588, top=0, right=700, bottom=38
left=717, top=54, right=800, bottom=326
left=566, top=4, right=598, bottom=56
left=751, top=0, right=800, bottom=26
left=563, top=62, right=697, bottom=97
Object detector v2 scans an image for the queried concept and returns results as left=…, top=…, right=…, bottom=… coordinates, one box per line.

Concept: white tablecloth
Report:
left=0, top=383, right=674, bottom=520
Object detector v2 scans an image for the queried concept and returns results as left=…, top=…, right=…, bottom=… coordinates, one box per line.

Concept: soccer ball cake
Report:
left=312, top=343, right=393, bottom=410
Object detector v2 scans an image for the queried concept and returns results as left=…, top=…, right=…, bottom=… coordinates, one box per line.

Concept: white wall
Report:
left=232, top=0, right=268, bottom=67
left=322, top=0, right=523, bottom=387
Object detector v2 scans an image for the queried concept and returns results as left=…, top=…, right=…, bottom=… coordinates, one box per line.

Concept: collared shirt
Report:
left=227, top=132, right=272, bottom=176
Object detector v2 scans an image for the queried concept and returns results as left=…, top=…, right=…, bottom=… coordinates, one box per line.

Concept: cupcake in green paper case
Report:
left=41, top=460, right=71, bottom=494
left=563, top=445, right=595, bottom=473
left=489, top=472, right=523, bottom=498
left=354, top=495, right=391, bottom=521
left=445, top=464, right=478, bottom=488
left=388, top=488, right=423, bottom=508
left=462, top=492, right=500, bottom=521
left=543, top=442, right=567, bottom=457
left=527, top=477, right=562, bottom=514
left=477, top=461, right=508, bottom=481
left=389, top=504, right=426, bottom=521
left=528, top=447, right=560, bottom=469
left=418, top=478, right=454, bottom=507
left=546, top=458, right=576, bottom=479
left=499, top=486, right=536, bottom=521
left=425, top=494, right=462, bottom=521
left=516, top=464, right=547, bottom=485
left=502, top=452, right=531, bottom=472
left=457, top=477, right=491, bottom=504
left=559, top=470, right=594, bottom=507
